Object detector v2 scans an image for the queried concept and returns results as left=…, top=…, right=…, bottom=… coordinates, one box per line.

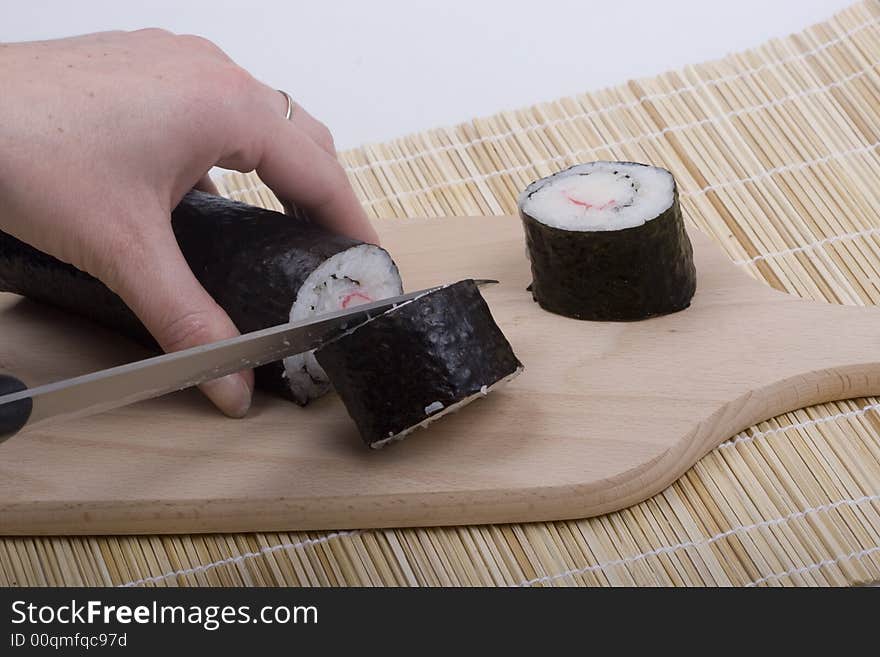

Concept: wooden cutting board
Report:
left=2, top=215, right=879, bottom=535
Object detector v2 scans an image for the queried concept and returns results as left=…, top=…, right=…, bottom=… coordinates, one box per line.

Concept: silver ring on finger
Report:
left=278, top=89, right=294, bottom=121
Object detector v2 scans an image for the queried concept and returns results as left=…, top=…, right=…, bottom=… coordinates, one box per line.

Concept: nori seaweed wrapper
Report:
left=518, top=162, right=697, bottom=321
left=0, top=190, right=398, bottom=400
left=315, top=280, right=523, bottom=448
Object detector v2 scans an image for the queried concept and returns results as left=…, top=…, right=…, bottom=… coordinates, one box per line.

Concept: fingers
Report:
left=262, top=129, right=378, bottom=244
left=108, top=218, right=253, bottom=418
left=220, top=118, right=378, bottom=245
left=215, top=81, right=378, bottom=245
left=143, top=42, right=372, bottom=244
left=193, top=172, right=219, bottom=196
left=284, top=99, right=337, bottom=156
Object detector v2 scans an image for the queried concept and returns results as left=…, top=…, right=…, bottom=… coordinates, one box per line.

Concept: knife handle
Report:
left=0, top=374, right=32, bottom=443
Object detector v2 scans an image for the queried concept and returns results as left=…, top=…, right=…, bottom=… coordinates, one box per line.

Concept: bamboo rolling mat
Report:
left=4, top=0, right=880, bottom=587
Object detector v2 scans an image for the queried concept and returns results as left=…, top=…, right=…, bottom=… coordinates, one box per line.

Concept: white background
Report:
left=1, top=0, right=853, bottom=149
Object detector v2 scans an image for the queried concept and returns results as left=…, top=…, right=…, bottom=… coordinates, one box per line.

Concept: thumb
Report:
left=108, top=221, right=254, bottom=418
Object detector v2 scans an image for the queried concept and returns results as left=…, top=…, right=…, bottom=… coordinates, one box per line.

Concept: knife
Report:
left=0, top=279, right=497, bottom=442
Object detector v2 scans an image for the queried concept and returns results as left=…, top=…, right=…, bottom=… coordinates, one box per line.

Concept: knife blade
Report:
left=0, top=279, right=497, bottom=441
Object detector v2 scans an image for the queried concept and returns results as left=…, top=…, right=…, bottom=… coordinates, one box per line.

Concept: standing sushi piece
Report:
left=315, top=280, right=523, bottom=448
left=0, top=191, right=403, bottom=404
left=518, top=161, right=696, bottom=321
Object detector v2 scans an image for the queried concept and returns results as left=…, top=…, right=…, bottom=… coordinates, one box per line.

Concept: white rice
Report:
left=518, top=161, right=674, bottom=231
left=424, top=401, right=445, bottom=415
left=370, top=367, right=524, bottom=449
left=282, top=245, right=402, bottom=404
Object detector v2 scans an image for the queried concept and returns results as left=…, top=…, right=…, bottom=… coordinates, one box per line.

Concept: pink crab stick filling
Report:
left=341, top=291, right=373, bottom=309
left=564, top=195, right=617, bottom=211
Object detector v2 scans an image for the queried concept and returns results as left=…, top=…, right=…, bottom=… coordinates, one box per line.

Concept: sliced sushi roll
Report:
left=315, top=279, right=523, bottom=448
left=0, top=190, right=402, bottom=405
left=518, top=161, right=696, bottom=321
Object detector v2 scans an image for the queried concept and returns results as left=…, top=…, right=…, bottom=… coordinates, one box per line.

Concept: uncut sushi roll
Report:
left=315, top=280, right=523, bottom=448
left=518, top=161, right=696, bottom=321
left=0, top=191, right=402, bottom=404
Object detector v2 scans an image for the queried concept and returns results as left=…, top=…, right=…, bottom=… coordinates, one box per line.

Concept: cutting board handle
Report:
left=0, top=374, right=31, bottom=443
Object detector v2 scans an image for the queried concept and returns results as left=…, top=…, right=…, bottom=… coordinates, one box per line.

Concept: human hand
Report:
left=0, top=29, right=378, bottom=417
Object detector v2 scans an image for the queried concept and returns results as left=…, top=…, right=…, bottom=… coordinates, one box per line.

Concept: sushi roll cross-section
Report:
left=519, top=161, right=696, bottom=321
left=315, top=279, right=523, bottom=448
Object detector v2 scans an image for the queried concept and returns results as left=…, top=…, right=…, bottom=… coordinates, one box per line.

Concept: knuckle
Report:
left=179, top=33, right=225, bottom=56
left=94, top=30, right=126, bottom=40
left=132, top=27, right=173, bottom=39
left=185, top=61, right=255, bottom=127
left=156, top=310, right=217, bottom=353
left=224, top=64, right=257, bottom=93
left=203, top=63, right=255, bottom=102
left=196, top=66, right=264, bottom=168
left=221, top=139, right=263, bottom=173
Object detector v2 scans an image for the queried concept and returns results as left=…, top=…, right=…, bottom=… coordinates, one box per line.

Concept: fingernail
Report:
left=201, top=374, right=252, bottom=418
